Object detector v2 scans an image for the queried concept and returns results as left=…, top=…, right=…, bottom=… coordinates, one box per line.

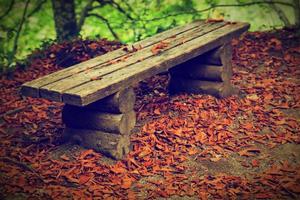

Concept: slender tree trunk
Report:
left=293, top=0, right=300, bottom=28
left=269, top=0, right=291, bottom=27
left=51, top=0, right=79, bottom=41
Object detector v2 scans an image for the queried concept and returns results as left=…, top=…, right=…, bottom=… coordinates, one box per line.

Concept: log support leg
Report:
left=169, top=43, right=239, bottom=98
left=62, top=87, right=136, bottom=160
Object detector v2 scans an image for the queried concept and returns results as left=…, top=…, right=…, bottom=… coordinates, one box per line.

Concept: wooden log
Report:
left=169, top=77, right=239, bottom=98
left=201, top=43, right=231, bottom=65
left=86, top=87, right=136, bottom=114
left=203, top=43, right=233, bottom=77
left=63, top=127, right=130, bottom=160
left=62, top=105, right=136, bottom=134
left=170, top=64, right=230, bottom=82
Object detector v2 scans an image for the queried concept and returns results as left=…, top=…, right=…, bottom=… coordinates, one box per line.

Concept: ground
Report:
left=0, top=29, right=299, bottom=199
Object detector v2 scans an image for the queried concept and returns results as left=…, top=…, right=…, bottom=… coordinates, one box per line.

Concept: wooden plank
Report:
left=64, top=22, right=249, bottom=106
left=21, top=20, right=207, bottom=98
left=40, top=22, right=226, bottom=102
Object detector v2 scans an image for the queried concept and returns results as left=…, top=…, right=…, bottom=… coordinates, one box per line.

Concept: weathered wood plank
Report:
left=21, top=20, right=207, bottom=98
left=63, top=127, right=130, bottom=160
left=62, top=105, right=136, bottom=134
left=39, top=22, right=226, bottom=102
left=86, top=87, right=135, bottom=114
left=63, top=22, right=249, bottom=105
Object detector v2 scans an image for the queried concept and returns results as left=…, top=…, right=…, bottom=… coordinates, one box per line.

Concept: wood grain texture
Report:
left=86, top=87, right=135, bottom=114
left=63, top=22, right=249, bottom=105
left=39, top=22, right=225, bottom=102
left=63, top=127, right=130, bottom=160
left=62, top=105, right=136, bottom=134
left=169, top=77, right=239, bottom=98
left=21, top=20, right=206, bottom=98
left=170, top=62, right=229, bottom=82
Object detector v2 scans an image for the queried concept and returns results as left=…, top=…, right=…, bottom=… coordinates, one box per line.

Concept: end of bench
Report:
left=20, top=83, right=40, bottom=98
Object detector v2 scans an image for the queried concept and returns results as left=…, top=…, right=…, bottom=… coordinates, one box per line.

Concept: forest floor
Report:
left=0, top=29, right=299, bottom=200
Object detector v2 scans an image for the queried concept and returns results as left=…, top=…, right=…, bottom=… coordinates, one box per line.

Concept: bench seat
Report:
left=21, top=20, right=249, bottom=106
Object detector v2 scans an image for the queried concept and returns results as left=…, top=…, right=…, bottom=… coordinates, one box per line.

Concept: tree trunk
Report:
left=294, top=0, right=300, bottom=29
left=51, top=0, right=78, bottom=41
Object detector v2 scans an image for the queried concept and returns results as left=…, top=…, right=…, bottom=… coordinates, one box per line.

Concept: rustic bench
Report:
left=21, top=20, right=250, bottom=159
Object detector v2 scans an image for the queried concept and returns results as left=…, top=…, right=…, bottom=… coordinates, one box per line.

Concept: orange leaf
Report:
left=65, top=174, right=79, bottom=183
left=79, top=174, right=91, bottom=184
left=188, top=147, right=198, bottom=155
left=172, top=128, right=182, bottom=137
left=110, top=165, right=127, bottom=174
left=243, top=122, right=253, bottom=130
left=121, top=176, right=133, bottom=189
left=251, top=159, right=259, bottom=167
left=154, top=108, right=161, bottom=115
left=90, top=76, right=102, bottom=81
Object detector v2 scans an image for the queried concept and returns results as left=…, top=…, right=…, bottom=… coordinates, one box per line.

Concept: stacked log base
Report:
left=62, top=88, right=136, bottom=160
left=63, top=128, right=130, bottom=160
left=169, top=78, right=238, bottom=98
left=169, top=43, right=238, bottom=98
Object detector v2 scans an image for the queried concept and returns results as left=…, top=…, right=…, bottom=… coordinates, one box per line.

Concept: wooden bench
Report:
left=21, top=20, right=250, bottom=159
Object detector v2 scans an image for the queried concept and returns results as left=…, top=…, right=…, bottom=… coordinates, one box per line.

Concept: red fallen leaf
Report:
left=138, top=146, right=152, bottom=158
left=188, top=147, right=198, bottom=155
left=108, top=59, right=118, bottom=65
left=154, top=108, right=161, bottom=115
left=79, top=174, right=91, bottom=184
left=65, top=174, right=79, bottom=184
left=110, top=164, right=127, bottom=174
left=243, top=122, right=253, bottom=130
left=121, top=176, right=133, bottom=189
left=90, top=76, right=102, bottom=81
left=88, top=43, right=98, bottom=50
left=283, top=182, right=300, bottom=193
left=151, top=47, right=160, bottom=55
left=79, top=149, right=96, bottom=159
left=251, top=159, right=260, bottom=167
left=171, top=128, right=182, bottom=137
left=264, top=93, right=273, bottom=101
left=255, top=193, right=274, bottom=199
left=194, top=131, right=207, bottom=143
left=151, top=41, right=169, bottom=55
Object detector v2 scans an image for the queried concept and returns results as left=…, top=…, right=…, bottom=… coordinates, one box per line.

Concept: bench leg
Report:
left=62, top=87, right=136, bottom=160
left=169, top=43, right=239, bottom=98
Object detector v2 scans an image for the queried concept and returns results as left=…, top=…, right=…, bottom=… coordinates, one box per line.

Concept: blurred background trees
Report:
left=0, top=0, right=299, bottom=72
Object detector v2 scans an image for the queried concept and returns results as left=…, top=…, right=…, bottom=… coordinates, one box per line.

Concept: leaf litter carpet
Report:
left=0, top=30, right=299, bottom=199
